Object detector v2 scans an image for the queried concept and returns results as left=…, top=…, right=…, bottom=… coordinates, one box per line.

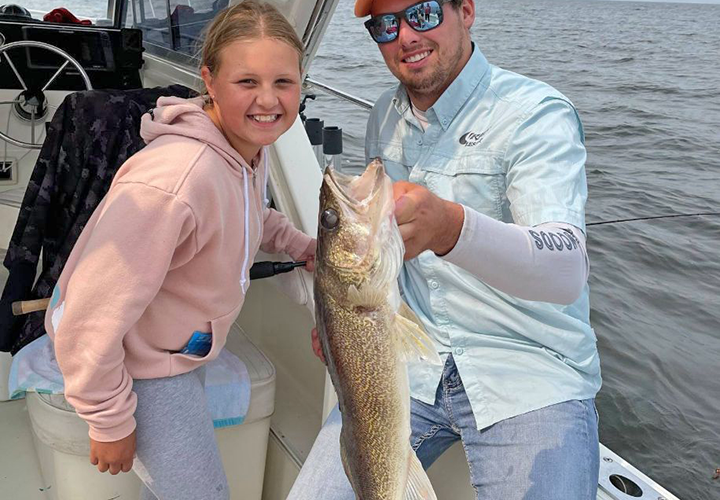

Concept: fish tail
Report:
left=404, top=447, right=437, bottom=500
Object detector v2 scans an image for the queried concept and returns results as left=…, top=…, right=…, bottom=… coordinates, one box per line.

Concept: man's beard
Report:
left=404, top=66, right=446, bottom=95
left=401, top=41, right=465, bottom=99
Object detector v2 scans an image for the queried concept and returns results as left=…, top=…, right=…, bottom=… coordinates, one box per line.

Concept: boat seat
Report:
left=25, top=322, right=275, bottom=500
left=28, top=322, right=275, bottom=455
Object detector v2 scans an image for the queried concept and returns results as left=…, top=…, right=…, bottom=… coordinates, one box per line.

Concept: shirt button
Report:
left=417, top=139, right=423, bottom=145
left=429, top=280, right=439, bottom=289
left=454, top=347, right=464, bottom=356
left=442, top=119, right=448, bottom=125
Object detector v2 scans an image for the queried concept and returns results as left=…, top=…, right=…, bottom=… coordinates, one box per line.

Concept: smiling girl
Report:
left=44, top=2, right=314, bottom=499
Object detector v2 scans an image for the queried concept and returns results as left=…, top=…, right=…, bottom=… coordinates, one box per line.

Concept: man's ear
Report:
left=462, top=0, right=475, bottom=29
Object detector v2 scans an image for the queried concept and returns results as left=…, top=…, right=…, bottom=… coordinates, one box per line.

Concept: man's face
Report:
left=371, top=0, right=474, bottom=106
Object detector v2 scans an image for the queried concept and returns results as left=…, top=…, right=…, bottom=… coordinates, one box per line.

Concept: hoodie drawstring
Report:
left=239, top=165, right=251, bottom=293
left=239, top=147, right=270, bottom=292
left=263, top=147, right=269, bottom=208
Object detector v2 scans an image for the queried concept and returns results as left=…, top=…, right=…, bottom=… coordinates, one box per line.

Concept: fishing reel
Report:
left=299, top=93, right=316, bottom=124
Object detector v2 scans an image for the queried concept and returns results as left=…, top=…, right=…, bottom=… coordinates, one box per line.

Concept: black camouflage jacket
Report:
left=0, top=85, right=197, bottom=354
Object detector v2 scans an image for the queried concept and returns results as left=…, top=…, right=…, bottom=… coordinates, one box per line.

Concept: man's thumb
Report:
left=393, top=181, right=414, bottom=200
left=394, top=194, right=413, bottom=221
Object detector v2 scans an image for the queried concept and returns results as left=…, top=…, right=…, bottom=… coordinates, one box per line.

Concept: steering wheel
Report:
left=0, top=40, right=93, bottom=149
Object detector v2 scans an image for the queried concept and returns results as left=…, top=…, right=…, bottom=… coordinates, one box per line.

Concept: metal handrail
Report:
left=304, top=76, right=374, bottom=110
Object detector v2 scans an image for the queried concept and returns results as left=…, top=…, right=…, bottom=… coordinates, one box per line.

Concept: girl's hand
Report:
left=90, top=430, right=136, bottom=474
left=300, top=239, right=316, bottom=272
left=311, top=327, right=326, bottom=364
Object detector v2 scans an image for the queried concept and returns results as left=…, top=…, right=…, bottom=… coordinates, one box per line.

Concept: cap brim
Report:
left=354, top=0, right=373, bottom=17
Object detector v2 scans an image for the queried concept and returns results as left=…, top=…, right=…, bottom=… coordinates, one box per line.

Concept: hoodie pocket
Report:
left=174, top=303, right=242, bottom=362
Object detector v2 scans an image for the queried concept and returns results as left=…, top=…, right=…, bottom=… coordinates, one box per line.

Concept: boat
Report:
left=0, top=1, right=681, bottom=499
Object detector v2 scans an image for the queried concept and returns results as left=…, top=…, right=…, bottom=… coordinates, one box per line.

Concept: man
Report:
left=290, top=0, right=601, bottom=498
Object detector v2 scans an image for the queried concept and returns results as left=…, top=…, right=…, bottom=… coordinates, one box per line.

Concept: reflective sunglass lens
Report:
left=366, top=0, right=444, bottom=43
left=372, top=15, right=399, bottom=42
left=410, top=2, right=442, bottom=31
left=406, top=6, right=422, bottom=28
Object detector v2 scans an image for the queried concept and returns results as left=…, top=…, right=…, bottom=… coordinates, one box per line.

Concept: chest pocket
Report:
left=372, top=143, right=412, bottom=182
left=413, top=153, right=506, bottom=220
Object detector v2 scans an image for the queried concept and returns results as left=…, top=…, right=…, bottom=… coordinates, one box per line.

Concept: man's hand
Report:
left=393, top=182, right=465, bottom=260
left=90, top=430, right=136, bottom=475
left=311, top=327, right=326, bottom=364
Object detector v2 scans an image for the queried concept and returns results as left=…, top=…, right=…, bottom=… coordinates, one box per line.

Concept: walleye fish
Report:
left=314, top=159, right=441, bottom=500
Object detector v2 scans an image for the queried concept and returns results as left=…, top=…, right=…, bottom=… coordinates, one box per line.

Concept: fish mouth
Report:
left=319, top=159, right=394, bottom=272
left=323, top=159, right=386, bottom=211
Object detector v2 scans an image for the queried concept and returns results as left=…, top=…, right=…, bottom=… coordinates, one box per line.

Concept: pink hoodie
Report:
left=44, top=96, right=313, bottom=442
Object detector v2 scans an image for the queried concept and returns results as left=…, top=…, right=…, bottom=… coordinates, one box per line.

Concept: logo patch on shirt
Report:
left=459, top=131, right=483, bottom=147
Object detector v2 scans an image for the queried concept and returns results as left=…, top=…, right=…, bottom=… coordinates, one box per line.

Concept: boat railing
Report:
left=304, top=76, right=374, bottom=111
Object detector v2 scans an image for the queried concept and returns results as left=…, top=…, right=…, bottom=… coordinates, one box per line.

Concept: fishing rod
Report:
left=10, top=260, right=308, bottom=316
left=587, top=212, right=720, bottom=226
left=9, top=212, right=718, bottom=315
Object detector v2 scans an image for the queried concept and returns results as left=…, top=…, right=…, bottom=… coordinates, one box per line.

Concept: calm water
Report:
left=307, top=0, right=720, bottom=498
left=19, top=0, right=720, bottom=498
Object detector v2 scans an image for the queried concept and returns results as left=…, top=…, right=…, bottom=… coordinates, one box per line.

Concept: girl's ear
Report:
left=201, top=66, right=214, bottom=98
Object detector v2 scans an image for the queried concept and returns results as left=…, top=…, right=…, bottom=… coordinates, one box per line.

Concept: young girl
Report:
left=44, top=2, right=314, bottom=499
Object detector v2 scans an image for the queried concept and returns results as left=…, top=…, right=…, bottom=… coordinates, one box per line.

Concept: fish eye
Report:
left=321, top=209, right=339, bottom=231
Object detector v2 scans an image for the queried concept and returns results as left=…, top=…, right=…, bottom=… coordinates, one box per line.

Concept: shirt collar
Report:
left=392, top=43, right=490, bottom=131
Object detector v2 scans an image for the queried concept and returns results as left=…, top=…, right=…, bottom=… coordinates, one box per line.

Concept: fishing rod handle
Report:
left=11, top=298, right=51, bottom=316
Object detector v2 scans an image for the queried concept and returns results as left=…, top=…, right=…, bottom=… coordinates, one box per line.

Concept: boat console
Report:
left=0, top=12, right=143, bottom=91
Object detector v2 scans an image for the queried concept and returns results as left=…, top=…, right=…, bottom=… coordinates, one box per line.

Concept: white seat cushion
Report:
left=223, top=323, right=276, bottom=424
left=27, top=322, right=275, bottom=455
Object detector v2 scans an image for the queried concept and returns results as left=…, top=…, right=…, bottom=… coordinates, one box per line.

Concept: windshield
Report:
left=123, top=0, right=227, bottom=65
left=19, top=1, right=115, bottom=25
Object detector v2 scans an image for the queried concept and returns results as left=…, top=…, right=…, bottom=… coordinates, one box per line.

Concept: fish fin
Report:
left=340, top=439, right=358, bottom=496
left=347, top=284, right=387, bottom=308
left=398, top=300, right=422, bottom=325
left=339, top=440, right=351, bottom=483
left=393, top=302, right=442, bottom=365
left=404, top=448, right=437, bottom=500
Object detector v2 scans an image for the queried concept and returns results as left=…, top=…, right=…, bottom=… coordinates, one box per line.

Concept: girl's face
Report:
left=202, top=37, right=301, bottom=164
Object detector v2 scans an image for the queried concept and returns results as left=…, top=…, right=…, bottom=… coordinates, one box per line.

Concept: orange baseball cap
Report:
left=354, top=0, right=375, bottom=17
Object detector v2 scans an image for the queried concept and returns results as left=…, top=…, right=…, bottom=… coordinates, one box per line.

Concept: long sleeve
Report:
left=53, top=182, right=196, bottom=441
left=504, top=98, right=588, bottom=231
left=442, top=207, right=589, bottom=305
left=260, top=207, right=313, bottom=260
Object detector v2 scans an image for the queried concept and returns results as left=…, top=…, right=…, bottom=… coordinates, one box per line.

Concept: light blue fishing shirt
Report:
left=365, top=45, right=602, bottom=430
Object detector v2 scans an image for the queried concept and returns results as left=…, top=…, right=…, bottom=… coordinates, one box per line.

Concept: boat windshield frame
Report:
left=119, top=0, right=212, bottom=68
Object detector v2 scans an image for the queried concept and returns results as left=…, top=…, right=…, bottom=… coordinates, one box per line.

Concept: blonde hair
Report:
left=199, top=0, right=305, bottom=95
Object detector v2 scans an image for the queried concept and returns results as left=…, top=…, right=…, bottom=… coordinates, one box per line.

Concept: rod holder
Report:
left=305, top=118, right=324, bottom=168
left=322, top=126, right=342, bottom=155
left=305, top=118, right=323, bottom=146
left=323, top=126, right=343, bottom=171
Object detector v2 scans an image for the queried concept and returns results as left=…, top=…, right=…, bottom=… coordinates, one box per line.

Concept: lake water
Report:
left=307, top=1, right=720, bottom=498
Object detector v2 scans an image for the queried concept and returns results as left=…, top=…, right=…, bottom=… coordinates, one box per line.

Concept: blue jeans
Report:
left=287, top=356, right=599, bottom=500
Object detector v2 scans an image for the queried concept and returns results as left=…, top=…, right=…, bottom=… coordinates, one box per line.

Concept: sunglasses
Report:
left=364, top=0, right=451, bottom=44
